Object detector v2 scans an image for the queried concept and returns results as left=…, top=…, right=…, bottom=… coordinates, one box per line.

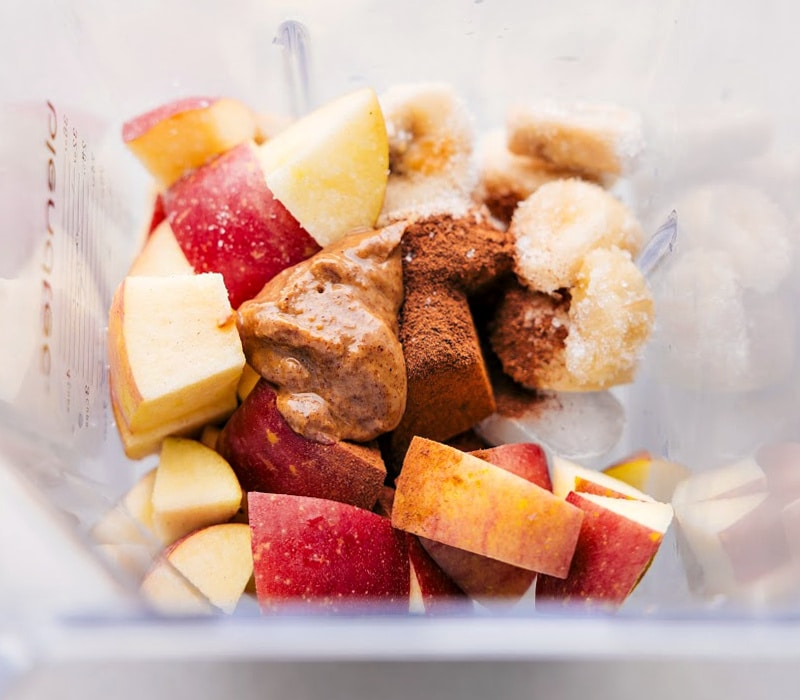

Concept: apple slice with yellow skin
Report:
left=128, top=221, right=193, bottom=277
left=123, top=96, right=259, bottom=188
left=91, top=468, right=156, bottom=545
left=150, top=437, right=243, bottom=545
left=141, top=522, right=253, bottom=615
left=218, top=380, right=386, bottom=510
left=550, top=455, right=653, bottom=501
left=536, top=492, right=674, bottom=608
left=108, top=272, right=245, bottom=449
left=257, top=87, right=389, bottom=247
left=603, top=453, right=691, bottom=502
left=392, top=437, right=584, bottom=577
left=248, top=493, right=409, bottom=612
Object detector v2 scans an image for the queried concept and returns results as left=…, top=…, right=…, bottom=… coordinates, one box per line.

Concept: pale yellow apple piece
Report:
left=140, top=559, right=215, bottom=616
left=551, top=455, right=654, bottom=501
left=111, top=390, right=238, bottom=460
left=94, top=543, right=157, bottom=581
left=128, top=221, right=194, bottom=277
left=199, top=424, right=222, bottom=451
left=91, top=468, right=157, bottom=545
left=579, top=492, right=674, bottom=533
left=603, top=457, right=691, bottom=503
left=108, top=272, right=245, bottom=435
left=236, top=363, right=261, bottom=402
left=141, top=523, right=253, bottom=615
left=673, top=492, right=767, bottom=594
left=257, top=88, right=389, bottom=247
left=671, top=457, right=766, bottom=505
left=151, top=437, right=243, bottom=545
left=126, top=98, right=259, bottom=188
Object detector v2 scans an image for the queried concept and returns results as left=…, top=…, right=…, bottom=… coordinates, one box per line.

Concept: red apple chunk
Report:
left=248, top=492, right=410, bottom=612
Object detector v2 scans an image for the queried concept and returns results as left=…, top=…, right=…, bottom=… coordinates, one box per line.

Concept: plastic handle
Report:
left=274, top=20, right=313, bottom=117
left=637, top=210, right=678, bottom=278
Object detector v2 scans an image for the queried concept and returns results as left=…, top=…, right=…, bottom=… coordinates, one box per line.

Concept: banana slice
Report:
left=475, top=129, right=590, bottom=226
left=511, top=178, right=643, bottom=294
left=378, top=82, right=476, bottom=223
left=490, top=247, right=653, bottom=392
left=507, top=99, right=643, bottom=178
left=565, top=247, right=654, bottom=389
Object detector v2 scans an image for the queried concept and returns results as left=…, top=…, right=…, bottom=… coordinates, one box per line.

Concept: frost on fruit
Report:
left=566, top=247, right=654, bottom=388
left=511, top=179, right=644, bottom=293
left=379, top=82, right=477, bottom=223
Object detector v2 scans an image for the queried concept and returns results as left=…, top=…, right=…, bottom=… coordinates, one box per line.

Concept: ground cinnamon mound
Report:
left=489, top=279, right=571, bottom=390
left=388, top=210, right=513, bottom=468
left=390, top=286, right=495, bottom=466
left=400, top=210, right=514, bottom=293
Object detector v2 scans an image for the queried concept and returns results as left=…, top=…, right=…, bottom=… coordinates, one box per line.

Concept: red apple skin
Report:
left=470, top=443, right=552, bottom=492
left=148, top=193, right=166, bottom=234
left=163, top=142, right=320, bottom=308
left=122, top=97, right=217, bottom=142
left=407, top=535, right=470, bottom=612
left=417, top=443, right=550, bottom=605
left=217, top=380, right=386, bottom=510
left=536, top=492, right=664, bottom=608
left=418, top=536, right=535, bottom=604
left=248, top=492, right=410, bottom=612
left=573, top=476, right=636, bottom=500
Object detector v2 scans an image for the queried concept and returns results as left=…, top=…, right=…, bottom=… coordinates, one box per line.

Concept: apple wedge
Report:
left=603, top=452, right=690, bottom=502
left=248, top=493, right=409, bottom=612
left=550, top=455, right=653, bottom=501
left=416, top=443, right=551, bottom=606
left=407, top=535, right=469, bottom=614
left=163, top=142, right=321, bottom=309
left=217, top=380, right=386, bottom=510
left=673, top=492, right=770, bottom=595
left=392, top=437, right=584, bottom=577
left=91, top=468, right=156, bottom=545
left=257, top=87, right=389, bottom=247
left=536, top=492, right=674, bottom=608
left=236, top=363, right=261, bottom=402
left=123, top=96, right=259, bottom=188
left=150, top=437, right=243, bottom=545
left=128, top=221, right=193, bottom=277
left=469, top=442, right=552, bottom=491
left=111, top=390, right=238, bottom=461
left=671, top=457, right=766, bottom=506
left=108, top=272, right=245, bottom=458
left=141, top=522, right=253, bottom=615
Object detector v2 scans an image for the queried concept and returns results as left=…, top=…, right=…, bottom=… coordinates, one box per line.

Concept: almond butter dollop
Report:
left=237, top=223, right=407, bottom=444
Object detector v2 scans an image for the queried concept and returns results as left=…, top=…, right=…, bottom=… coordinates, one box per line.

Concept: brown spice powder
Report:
left=489, top=280, right=571, bottom=390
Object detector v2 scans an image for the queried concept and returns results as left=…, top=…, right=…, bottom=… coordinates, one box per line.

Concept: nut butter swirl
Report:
left=237, top=224, right=407, bottom=444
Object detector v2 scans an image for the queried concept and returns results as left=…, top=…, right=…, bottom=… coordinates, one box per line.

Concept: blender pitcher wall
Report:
left=1, top=0, right=799, bottom=616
